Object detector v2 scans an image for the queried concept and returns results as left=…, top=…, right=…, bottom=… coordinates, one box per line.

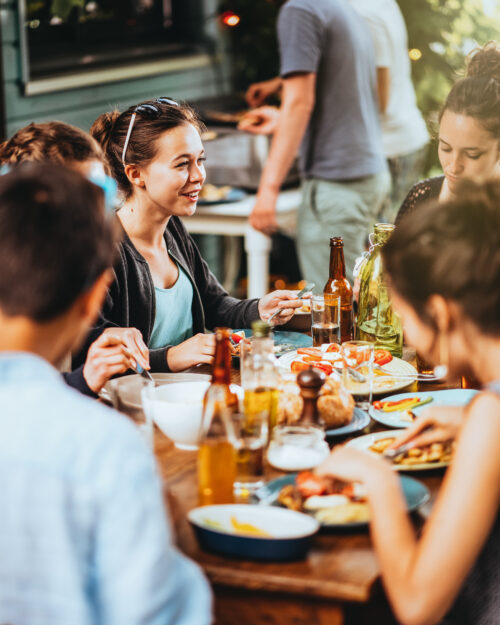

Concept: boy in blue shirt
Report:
left=0, top=163, right=211, bottom=625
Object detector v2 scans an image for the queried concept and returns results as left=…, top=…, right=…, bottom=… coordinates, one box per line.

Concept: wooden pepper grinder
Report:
left=296, top=366, right=326, bottom=426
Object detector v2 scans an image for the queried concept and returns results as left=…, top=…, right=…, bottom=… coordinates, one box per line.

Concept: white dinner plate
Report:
left=369, top=389, right=478, bottom=429
left=278, top=350, right=418, bottom=395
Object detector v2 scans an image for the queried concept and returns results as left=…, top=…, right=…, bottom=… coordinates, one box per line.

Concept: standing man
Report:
left=348, top=0, right=429, bottom=222
left=239, top=0, right=389, bottom=285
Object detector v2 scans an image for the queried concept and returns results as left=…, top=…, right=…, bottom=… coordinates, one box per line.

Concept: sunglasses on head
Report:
left=121, top=97, right=179, bottom=165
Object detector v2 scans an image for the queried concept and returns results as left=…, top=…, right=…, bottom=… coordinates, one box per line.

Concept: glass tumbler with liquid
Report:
left=231, top=410, right=269, bottom=498
left=311, top=294, right=340, bottom=347
left=341, top=341, right=374, bottom=412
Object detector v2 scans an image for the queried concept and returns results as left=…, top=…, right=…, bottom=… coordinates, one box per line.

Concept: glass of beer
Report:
left=341, top=341, right=374, bottom=412
left=230, top=411, right=269, bottom=499
left=311, top=294, right=340, bottom=347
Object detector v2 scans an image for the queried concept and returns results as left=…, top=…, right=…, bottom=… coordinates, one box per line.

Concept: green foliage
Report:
left=397, top=0, right=499, bottom=170
left=220, top=0, right=499, bottom=173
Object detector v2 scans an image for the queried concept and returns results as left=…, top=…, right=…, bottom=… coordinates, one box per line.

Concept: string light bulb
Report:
left=409, top=48, right=422, bottom=61
left=221, top=11, right=241, bottom=27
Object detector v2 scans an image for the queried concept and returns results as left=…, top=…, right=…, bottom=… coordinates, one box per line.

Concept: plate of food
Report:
left=198, top=184, right=246, bottom=205
left=188, top=503, right=319, bottom=561
left=278, top=345, right=418, bottom=395
left=255, top=471, right=429, bottom=528
left=276, top=374, right=369, bottom=435
left=230, top=329, right=312, bottom=360
left=369, top=389, right=478, bottom=429
left=346, top=429, right=454, bottom=471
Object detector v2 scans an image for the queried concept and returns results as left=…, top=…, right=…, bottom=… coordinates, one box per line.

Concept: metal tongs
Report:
left=267, top=282, right=315, bottom=323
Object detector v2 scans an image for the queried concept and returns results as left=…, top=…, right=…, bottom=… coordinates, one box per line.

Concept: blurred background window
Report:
left=24, top=0, right=204, bottom=79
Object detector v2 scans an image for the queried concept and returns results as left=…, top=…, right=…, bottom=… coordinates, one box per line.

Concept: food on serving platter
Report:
left=199, top=184, right=233, bottom=202
left=315, top=503, right=370, bottom=524
left=372, top=396, right=433, bottom=413
left=317, top=377, right=354, bottom=428
left=205, top=109, right=249, bottom=124
left=230, top=331, right=296, bottom=358
left=276, top=375, right=354, bottom=428
left=276, top=382, right=304, bottom=425
left=369, top=437, right=454, bottom=465
left=277, top=471, right=369, bottom=523
left=201, top=516, right=271, bottom=537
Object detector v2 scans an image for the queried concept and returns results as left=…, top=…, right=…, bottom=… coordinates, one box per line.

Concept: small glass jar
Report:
left=266, top=425, right=329, bottom=472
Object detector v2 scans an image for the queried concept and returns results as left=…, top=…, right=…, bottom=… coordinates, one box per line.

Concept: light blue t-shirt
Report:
left=278, top=0, right=386, bottom=180
left=0, top=352, right=212, bottom=625
left=149, top=264, right=194, bottom=349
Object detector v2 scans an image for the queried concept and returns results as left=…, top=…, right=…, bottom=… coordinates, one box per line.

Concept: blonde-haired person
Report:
left=0, top=121, right=151, bottom=395
left=396, top=42, right=500, bottom=221
left=81, top=98, right=302, bottom=373
left=320, top=180, right=500, bottom=625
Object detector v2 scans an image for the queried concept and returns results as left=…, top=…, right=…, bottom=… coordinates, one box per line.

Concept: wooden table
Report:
left=154, top=359, right=461, bottom=625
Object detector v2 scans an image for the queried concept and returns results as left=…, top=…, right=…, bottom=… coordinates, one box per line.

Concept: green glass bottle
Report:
left=356, top=223, right=403, bottom=357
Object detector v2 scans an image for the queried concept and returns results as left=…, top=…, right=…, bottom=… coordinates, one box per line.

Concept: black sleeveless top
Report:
left=442, top=382, right=500, bottom=625
left=395, top=176, right=444, bottom=225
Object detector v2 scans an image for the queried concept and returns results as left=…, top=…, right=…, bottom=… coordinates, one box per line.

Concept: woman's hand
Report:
left=83, top=332, right=138, bottom=394
left=102, top=327, right=150, bottom=371
left=166, top=333, right=216, bottom=371
left=258, top=290, right=304, bottom=326
left=316, top=445, right=393, bottom=486
left=238, top=106, right=280, bottom=135
left=387, top=405, right=465, bottom=451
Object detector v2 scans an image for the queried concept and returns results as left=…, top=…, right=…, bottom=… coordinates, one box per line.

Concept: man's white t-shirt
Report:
left=348, top=0, right=429, bottom=158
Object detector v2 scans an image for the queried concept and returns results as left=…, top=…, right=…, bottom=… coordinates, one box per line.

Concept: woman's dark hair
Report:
left=382, top=180, right=500, bottom=335
left=90, top=98, right=204, bottom=198
left=0, top=121, right=105, bottom=167
left=441, top=41, right=500, bottom=139
left=0, top=162, right=117, bottom=321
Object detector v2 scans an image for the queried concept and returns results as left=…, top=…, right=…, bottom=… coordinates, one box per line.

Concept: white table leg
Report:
left=244, top=225, right=272, bottom=299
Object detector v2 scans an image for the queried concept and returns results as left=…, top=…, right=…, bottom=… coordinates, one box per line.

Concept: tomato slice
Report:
left=291, top=361, right=310, bottom=374
left=311, top=362, right=333, bottom=376
left=296, top=471, right=326, bottom=497
left=325, top=343, right=341, bottom=353
left=297, top=347, right=323, bottom=358
left=374, top=349, right=393, bottom=366
left=302, top=355, right=324, bottom=363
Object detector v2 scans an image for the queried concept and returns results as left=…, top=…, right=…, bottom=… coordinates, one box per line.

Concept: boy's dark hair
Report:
left=382, top=180, right=500, bottom=335
left=0, top=163, right=117, bottom=321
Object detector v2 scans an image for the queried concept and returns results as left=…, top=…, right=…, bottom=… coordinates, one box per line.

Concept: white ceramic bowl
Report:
left=142, top=380, right=210, bottom=450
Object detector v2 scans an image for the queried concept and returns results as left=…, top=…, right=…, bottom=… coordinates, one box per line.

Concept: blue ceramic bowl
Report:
left=188, top=504, right=320, bottom=561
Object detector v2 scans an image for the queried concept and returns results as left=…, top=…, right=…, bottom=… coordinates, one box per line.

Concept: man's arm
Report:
left=249, top=72, right=316, bottom=234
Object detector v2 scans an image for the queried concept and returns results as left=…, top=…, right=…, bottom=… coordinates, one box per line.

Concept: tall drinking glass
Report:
left=311, top=294, right=341, bottom=347
left=341, top=341, right=374, bottom=412
left=230, top=411, right=269, bottom=499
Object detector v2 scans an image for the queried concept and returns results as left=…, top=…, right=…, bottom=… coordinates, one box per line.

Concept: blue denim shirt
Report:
left=0, top=352, right=212, bottom=625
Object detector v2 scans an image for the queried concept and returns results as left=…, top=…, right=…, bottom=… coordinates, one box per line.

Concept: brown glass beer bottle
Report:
left=323, top=237, right=354, bottom=343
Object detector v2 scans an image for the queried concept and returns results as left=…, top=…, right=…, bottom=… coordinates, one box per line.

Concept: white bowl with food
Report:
left=142, top=380, right=210, bottom=450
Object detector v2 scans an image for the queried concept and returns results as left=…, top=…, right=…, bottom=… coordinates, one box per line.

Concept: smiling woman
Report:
left=79, top=98, right=303, bottom=373
left=396, top=41, right=500, bottom=223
